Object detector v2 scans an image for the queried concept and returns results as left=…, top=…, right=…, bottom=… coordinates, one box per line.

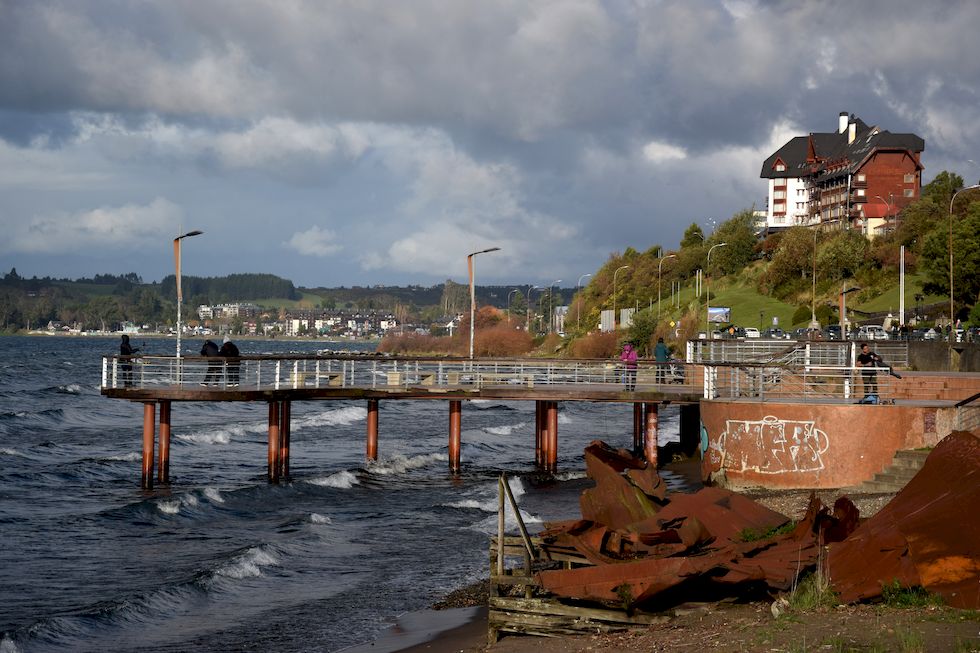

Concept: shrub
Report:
left=569, top=331, right=619, bottom=358
left=473, top=324, right=534, bottom=357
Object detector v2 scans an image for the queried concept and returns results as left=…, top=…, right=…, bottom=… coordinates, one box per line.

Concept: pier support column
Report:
left=546, top=401, right=559, bottom=472
left=279, top=400, right=291, bottom=481
left=366, top=399, right=379, bottom=461
left=534, top=401, right=544, bottom=468
left=633, top=403, right=644, bottom=454
left=644, top=403, right=659, bottom=468
left=268, top=401, right=280, bottom=483
left=157, top=400, right=171, bottom=484
left=141, top=402, right=156, bottom=490
left=448, top=400, right=462, bottom=473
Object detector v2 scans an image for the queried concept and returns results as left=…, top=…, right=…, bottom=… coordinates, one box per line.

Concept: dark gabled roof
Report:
left=760, top=115, right=924, bottom=180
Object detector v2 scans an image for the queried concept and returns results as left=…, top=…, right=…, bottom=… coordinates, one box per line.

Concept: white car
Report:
left=857, top=325, right=889, bottom=340
left=744, top=327, right=761, bottom=338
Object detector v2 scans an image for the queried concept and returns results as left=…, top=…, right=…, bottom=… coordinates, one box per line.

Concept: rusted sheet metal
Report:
left=654, top=487, right=789, bottom=544
left=580, top=441, right=665, bottom=529
left=829, top=430, right=980, bottom=609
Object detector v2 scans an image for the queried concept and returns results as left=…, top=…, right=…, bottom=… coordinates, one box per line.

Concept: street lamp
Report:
left=468, top=246, right=500, bottom=359
left=546, top=279, right=562, bottom=334
left=526, top=285, right=541, bottom=333
left=704, top=243, right=728, bottom=335
left=506, top=288, right=520, bottom=324
left=612, top=265, right=630, bottom=330
left=173, top=229, right=203, bottom=359
left=810, top=229, right=819, bottom=329
left=576, top=273, right=592, bottom=329
left=657, top=254, right=676, bottom=321
left=949, top=185, right=980, bottom=327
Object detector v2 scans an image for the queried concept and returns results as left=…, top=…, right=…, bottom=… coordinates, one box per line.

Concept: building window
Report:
left=773, top=190, right=786, bottom=199
left=904, top=173, right=914, bottom=183
left=904, top=188, right=914, bottom=197
left=855, top=188, right=866, bottom=197
left=775, top=162, right=785, bottom=172
left=856, top=173, right=866, bottom=183
left=797, top=188, right=806, bottom=196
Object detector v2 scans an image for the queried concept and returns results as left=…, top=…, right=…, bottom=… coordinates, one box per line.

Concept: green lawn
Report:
left=853, top=272, right=946, bottom=314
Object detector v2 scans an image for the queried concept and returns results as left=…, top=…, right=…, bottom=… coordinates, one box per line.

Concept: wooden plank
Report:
left=490, top=596, right=666, bottom=626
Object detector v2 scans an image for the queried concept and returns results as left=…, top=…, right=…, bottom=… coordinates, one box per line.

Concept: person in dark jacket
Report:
left=654, top=337, right=669, bottom=385
left=119, top=334, right=139, bottom=387
left=201, top=339, right=221, bottom=386
left=219, top=335, right=241, bottom=386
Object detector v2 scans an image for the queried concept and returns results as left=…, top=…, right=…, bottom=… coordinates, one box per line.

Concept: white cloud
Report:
left=284, top=226, right=342, bottom=257
left=643, top=141, right=688, bottom=163
left=4, top=198, right=181, bottom=254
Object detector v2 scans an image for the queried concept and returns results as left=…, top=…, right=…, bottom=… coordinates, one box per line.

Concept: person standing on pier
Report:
left=856, top=342, right=881, bottom=398
left=654, top=337, right=669, bottom=385
left=201, top=339, right=221, bottom=386
left=219, top=335, right=241, bottom=387
left=620, top=342, right=638, bottom=391
left=119, top=334, right=139, bottom=387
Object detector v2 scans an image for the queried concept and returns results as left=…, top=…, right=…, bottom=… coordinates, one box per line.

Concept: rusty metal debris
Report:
left=535, top=440, right=860, bottom=608
left=828, top=430, right=980, bottom=609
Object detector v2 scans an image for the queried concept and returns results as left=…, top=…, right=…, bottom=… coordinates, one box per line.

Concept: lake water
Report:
left=0, top=335, right=685, bottom=652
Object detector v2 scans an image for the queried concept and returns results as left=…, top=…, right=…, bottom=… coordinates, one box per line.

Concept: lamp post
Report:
left=810, top=229, right=819, bottom=329
left=704, top=243, right=728, bottom=335
left=526, top=285, right=541, bottom=333
left=576, top=273, right=592, bottom=329
left=467, top=247, right=500, bottom=359
left=173, top=229, right=203, bottom=360
left=506, top=288, right=520, bottom=324
left=657, top=254, right=675, bottom=321
left=949, top=185, right=980, bottom=327
left=612, top=265, right=630, bottom=330
left=545, top=279, right=562, bottom=334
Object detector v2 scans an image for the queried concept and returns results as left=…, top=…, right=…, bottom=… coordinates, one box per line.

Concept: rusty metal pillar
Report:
left=546, top=401, right=559, bottom=472
left=534, top=400, right=544, bottom=468
left=157, top=400, right=171, bottom=484
left=141, top=402, right=156, bottom=490
left=448, top=400, right=462, bottom=473
left=279, top=400, right=291, bottom=481
left=633, top=402, right=644, bottom=454
left=268, top=401, right=280, bottom=483
left=366, top=399, right=379, bottom=461
left=644, top=402, right=659, bottom=468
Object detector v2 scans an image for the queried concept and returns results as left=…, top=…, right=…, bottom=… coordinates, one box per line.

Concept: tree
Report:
left=921, top=199, right=980, bottom=308
left=709, top=209, right=758, bottom=275
left=680, top=223, right=705, bottom=249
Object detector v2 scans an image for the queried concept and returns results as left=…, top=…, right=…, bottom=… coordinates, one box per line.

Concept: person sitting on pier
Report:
left=119, top=334, right=139, bottom=387
left=620, top=342, right=638, bottom=391
left=201, top=339, right=221, bottom=386
left=219, top=335, right=241, bottom=387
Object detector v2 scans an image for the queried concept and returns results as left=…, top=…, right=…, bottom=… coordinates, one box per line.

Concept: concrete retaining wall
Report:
left=700, top=400, right=954, bottom=490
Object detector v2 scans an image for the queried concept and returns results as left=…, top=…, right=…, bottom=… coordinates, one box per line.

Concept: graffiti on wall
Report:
left=706, top=415, right=829, bottom=474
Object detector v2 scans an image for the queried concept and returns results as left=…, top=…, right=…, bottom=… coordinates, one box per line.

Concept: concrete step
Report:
left=852, top=448, right=932, bottom=494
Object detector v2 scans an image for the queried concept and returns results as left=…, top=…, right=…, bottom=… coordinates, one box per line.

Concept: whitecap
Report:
left=293, top=405, right=367, bottom=430
left=483, top=422, right=526, bottom=436
left=553, top=470, right=587, bottom=482
left=59, top=384, right=82, bottom=394
left=309, top=513, right=331, bottom=524
left=176, top=430, right=232, bottom=445
left=203, top=487, right=224, bottom=503
left=0, top=448, right=24, bottom=457
left=105, top=452, right=141, bottom=462
left=558, top=413, right=573, bottom=424
left=366, top=452, right=447, bottom=475
left=470, top=508, right=542, bottom=535
left=214, top=546, right=280, bottom=580
left=444, top=498, right=495, bottom=512
left=0, top=634, right=22, bottom=653
left=306, top=470, right=360, bottom=489
left=156, top=493, right=199, bottom=515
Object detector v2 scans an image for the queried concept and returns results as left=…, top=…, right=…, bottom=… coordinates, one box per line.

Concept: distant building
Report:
left=760, top=111, right=924, bottom=237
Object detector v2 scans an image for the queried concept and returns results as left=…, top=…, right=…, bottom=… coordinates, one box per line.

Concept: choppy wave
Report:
left=365, top=452, right=447, bottom=475
left=309, top=513, right=331, bottom=524
left=104, top=452, right=141, bottom=462
left=210, top=545, right=280, bottom=581
left=482, top=422, right=527, bottom=436
left=306, top=470, right=360, bottom=488
left=0, top=448, right=25, bottom=457
left=157, top=493, right=200, bottom=515
left=203, top=487, right=224, bottom=503
left=176, top=405, right=367, bottom=446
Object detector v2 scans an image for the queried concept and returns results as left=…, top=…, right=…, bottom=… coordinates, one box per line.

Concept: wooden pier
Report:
left=102, top=354, right=703, bottom=489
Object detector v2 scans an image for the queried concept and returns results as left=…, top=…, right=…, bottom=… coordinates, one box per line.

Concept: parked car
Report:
left=744, top=327, right=761, bottom=338
left=857, top=325, right=889, bottom=340
left=923, top=327, right=940, bottom=341
left=761, top=327, right=786, bottom=339
left=823, top=325, right=842, bottom=340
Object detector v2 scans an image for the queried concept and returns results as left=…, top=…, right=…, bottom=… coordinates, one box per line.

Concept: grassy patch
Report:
left=737, top=520, right=797, bottom=542
left=880, top=580, right=944, bottom=608
left=788, top=572, right=839, bottom=612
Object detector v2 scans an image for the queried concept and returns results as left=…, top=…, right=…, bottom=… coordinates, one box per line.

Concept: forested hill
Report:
left=159, top=273, right=301, bottom=302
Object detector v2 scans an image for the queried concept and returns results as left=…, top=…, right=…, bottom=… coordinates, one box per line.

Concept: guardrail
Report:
left=102, top=354, right=961, bottom=404
left=101, top=355, right=697, bottom=393
left=688, top=340, right=910, bottom=369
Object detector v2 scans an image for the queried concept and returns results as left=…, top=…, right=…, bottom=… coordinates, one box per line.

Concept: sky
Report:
left=2, top=0, right=980, bottom=289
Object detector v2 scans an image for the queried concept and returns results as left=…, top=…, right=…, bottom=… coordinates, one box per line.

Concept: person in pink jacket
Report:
left=620, top=342, right=638, bottom=391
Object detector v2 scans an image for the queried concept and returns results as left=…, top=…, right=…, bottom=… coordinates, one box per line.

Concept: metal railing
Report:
left=688, top=340, right=910, bottom=369
left=101, top=355, right=699, bottom=393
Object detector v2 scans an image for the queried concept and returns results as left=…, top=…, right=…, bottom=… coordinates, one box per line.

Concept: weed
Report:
left=880, top=579, right=944, bottom=608
left=953, top=637, right=980, bottom=652
left=614, top=582, right=634, bottom=612
left=895, top=626, right=925, bottom=653
left=788, top=571, right=839, bottom=612
left=737, top=520, right=797, bottom=542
